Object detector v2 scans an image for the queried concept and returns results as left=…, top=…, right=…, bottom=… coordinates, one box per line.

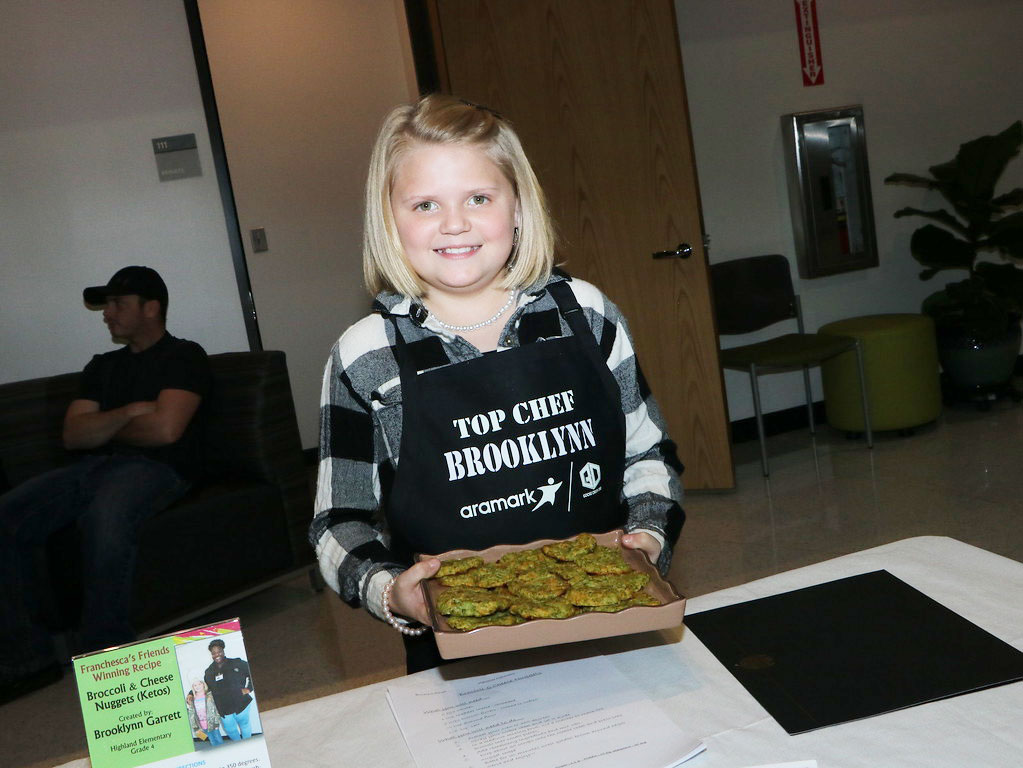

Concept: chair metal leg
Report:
left=749, top=364, right=770, bottom=476
left=802, top=364, right=816, bottom=434
left=854, top=341, right=874, bottom=448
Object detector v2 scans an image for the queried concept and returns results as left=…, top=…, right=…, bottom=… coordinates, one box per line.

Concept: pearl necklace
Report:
left=430, top=291, right=516, bottom=332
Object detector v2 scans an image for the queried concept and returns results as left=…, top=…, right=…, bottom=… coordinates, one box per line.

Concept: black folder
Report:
left=685, top=570, right=1023, bottom=734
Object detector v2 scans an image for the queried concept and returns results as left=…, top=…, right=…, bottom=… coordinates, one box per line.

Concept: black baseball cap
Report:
left=83, top=266, right=168, bottom=309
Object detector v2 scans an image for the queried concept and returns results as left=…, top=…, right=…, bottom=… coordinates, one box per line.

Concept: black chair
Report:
left=710, top=254, right=873, bottom=475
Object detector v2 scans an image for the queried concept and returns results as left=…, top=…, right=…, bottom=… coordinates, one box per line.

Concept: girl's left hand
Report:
left=620, top=532, right=661, bottom=565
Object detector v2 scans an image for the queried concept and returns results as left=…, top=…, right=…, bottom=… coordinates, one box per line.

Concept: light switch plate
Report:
left=250, top=227, right=269, bottom=252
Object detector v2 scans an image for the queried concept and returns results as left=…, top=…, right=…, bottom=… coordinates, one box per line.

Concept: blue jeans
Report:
left=205, top=726, right=224, bottom=745
left=0, top=454, right=188, bottom=674
left=220, top=701, right=253, bottom=740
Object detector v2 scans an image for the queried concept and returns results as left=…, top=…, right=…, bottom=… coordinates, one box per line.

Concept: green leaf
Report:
left=976, top=261, right=1023, bottom=312
left=892, top=206, right=967, bottom=234
left=984, top=210, right=1023, bottom=259
left=928, top=159, right=959, bottom=184
left=992, top=187, right=1023, bottom=208
left=950, top=121, right=1022, bottom=202
left=884, top=172, right=941, bottom=188
left=910, top=224, right=975, bottom=272
left=917, top=122, right=1023, bottom=225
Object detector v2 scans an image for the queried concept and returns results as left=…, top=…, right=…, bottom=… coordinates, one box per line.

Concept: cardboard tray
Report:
left=416, top=530, right=686, bottom=660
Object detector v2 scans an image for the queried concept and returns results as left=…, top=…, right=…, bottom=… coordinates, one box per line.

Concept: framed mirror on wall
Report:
left=783, top=105, right=879, bottom=279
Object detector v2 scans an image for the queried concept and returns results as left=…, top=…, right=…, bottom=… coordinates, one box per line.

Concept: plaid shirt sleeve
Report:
left=309, top=313, right=406, bottom=621
left=309, top=275, right=685, bottom=621
left=567, top=279, right=685, bottom=575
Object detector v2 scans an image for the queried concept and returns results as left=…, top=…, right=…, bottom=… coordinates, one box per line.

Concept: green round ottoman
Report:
left=819, top=314, right=941, bottom=431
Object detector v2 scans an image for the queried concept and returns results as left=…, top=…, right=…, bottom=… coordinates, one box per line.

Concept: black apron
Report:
left=387, top=281, right=627, bottom=672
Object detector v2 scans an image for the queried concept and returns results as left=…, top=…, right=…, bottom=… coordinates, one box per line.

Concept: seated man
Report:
left=0, top=266, right=211, bottom=703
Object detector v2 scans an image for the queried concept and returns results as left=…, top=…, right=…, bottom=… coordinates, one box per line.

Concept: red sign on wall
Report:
left=794, top=0, right=825, bottom=86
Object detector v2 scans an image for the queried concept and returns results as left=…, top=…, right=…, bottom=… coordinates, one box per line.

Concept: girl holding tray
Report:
left=310, top=94, right=684, bottom=672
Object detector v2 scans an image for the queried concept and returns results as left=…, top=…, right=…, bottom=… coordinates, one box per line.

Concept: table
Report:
left=57, top=537, right=1023, bottom=767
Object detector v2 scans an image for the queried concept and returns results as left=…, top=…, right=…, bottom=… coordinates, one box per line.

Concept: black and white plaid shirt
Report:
left=309, top=272, right=684, bottom=620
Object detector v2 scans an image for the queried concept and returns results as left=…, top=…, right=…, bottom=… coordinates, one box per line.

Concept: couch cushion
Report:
left=131, top=480, right=292, bottom=629
left=45, top=480, right=292, bottom=632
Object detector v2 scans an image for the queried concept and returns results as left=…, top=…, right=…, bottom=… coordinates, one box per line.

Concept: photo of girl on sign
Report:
left=184, top=675, right=223, bottom=746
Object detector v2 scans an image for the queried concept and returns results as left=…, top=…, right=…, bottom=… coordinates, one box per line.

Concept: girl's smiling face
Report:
left=390, top=142, right=519, bottom=298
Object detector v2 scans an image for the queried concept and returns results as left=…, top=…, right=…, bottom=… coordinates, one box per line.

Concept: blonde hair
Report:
left=363, top=94, right=555, bottom=297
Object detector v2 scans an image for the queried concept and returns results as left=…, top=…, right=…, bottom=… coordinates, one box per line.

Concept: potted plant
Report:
left=885, top=120, right=1023, bottom=399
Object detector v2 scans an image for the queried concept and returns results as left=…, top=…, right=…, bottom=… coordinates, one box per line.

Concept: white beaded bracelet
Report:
left=382, top=577, right=428, bottom=636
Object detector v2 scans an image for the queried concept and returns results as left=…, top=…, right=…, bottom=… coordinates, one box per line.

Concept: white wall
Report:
left=676, top=0, right=1023, bottom=420
left=8, top=1, right=1022, bottom=435
left=0, top=0, right=248, bottom=383
left=197, top=0, right=418, bottom=447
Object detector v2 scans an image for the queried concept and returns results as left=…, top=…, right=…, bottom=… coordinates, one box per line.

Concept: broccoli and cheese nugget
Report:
left=565, top=586, right=631, bottom=606
left=577, top=573, right=641, bottom=591
left=581, top=591, right=661, bottom=612
left=576, top=546, right=631, bottom=575
left=441, top=563, right=515, bottom=588
left=434, top=556, right=484, bottom=579
left=606, top=570, right=651, bottom=593
left=565, top=574, right=635, bottom=606
left=445, top=611, right=525, bottom=631
left=541, top=533, right=597, bottom=562
left=510, top=597, right=578, bottom=620
left=497, top=548, right=553, bottom=572
left=580, top=602, right=628, bottom=613
left=547, top=561, right=588, bottom=584
left=625, top=591, right=661, bottom=607
left=436, top=587, right=511, bottom=617
left=506, top=573, right=568, bottom=600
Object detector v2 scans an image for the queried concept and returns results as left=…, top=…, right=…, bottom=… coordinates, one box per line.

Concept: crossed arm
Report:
left=62, top=388, right=202, bottom=450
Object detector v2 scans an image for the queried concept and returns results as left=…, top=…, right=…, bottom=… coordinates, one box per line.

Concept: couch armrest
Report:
left=0, top=372, right=81, bottom=489
left=204, top=351, right=312, bottom=565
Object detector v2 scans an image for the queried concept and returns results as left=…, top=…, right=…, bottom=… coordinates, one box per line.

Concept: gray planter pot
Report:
left=936, top=320, right=1022, bottom=393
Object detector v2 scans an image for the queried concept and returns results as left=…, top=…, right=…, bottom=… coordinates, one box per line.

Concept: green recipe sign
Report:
left=73, top=619, right=269, bottom=768
left=75, top=638, right=193, bottom=766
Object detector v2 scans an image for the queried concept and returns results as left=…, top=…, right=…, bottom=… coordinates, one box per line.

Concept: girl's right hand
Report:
left=387, top=558, right=441, bottom=625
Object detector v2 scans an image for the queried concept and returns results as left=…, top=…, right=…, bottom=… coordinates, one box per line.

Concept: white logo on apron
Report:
left=532, top=478, right=562, bottom=510
left=458, top=477, right=565, bottom=519
left=579, top=462, right=601, bottom=490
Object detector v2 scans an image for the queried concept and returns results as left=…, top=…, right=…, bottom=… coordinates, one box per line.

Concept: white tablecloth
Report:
left=58, top=536, right=1023, bottom=767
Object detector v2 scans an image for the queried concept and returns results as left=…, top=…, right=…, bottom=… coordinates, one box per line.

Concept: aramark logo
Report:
left=460, top=478, right=563, bottom=519
left=533, top=478, right=563, bottom=510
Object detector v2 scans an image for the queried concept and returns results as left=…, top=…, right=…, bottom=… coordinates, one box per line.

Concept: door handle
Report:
left=652, top=242, right=692, bottom=259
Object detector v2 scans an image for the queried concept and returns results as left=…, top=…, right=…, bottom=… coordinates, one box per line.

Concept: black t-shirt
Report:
left=77, top=333, right=211, bottom=479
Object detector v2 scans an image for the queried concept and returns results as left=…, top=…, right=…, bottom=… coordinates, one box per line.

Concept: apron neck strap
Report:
left=547, top=281, right=605, bottom=369
left=388, top=313, right=410, bottom=370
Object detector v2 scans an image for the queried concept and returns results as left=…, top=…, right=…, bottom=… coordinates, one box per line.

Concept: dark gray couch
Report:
left=0, top=350, right=313, bottom=637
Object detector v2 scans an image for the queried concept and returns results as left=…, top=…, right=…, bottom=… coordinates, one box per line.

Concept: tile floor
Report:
left=5, top=398, right=1023, bottom=768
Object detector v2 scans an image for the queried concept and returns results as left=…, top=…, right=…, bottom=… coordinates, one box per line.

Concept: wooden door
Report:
left=428, top=0, right=733, bottom=488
